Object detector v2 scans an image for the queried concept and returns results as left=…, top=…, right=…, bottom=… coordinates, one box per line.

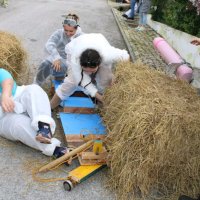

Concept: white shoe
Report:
left=137, top=26, right=145, bottom=31
left=135, top=26, right=141, bottom=30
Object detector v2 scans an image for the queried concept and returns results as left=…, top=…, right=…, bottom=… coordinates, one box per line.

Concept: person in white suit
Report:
left=0, top=68, right=67, bottom=158
left=50, top=33, right=130, bottom=109
left=34, top=13, right=84, bottom=86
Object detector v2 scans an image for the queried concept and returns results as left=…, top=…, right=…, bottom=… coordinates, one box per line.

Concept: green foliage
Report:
left=151, top=0, right=200, bottom=37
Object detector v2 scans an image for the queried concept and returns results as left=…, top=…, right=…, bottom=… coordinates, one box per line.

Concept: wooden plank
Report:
left=65, top=134, right=106, bottom=141
left=63, top=107, right=95, bottom=114
left=68, top=165, right=106, bottom=183
left=63, top=97, right=95, bottom=108
left=78, top=156, right=107, bottom=166
left=60, top=113, right=106, bottom=146
left=63, top=97, right=95, bottom=113
left=65, top=134, right=106, bottom=148
left=64, top=97, right=95, bottom=108
left=60, top=113, right=106, bottom=136
left=81, top=151, right=107, bottom=160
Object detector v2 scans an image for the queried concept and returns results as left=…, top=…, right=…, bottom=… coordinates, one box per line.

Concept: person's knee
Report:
left=29, top=84, right=41, bottom=91
left=39, top=60, right=52, bottom=76
left=38, top=60, right=52, bottom=70
left=35, top=60, right=52, bottom=84
left=52, top=66, right=67, bottom=78
left=59, top=62, right=68, bottom=75
left=25, top=84, right=46, bottom=97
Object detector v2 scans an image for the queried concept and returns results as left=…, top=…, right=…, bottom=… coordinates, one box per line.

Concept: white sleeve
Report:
left=45, top=30, right=62, bottom=61
left=56, top=69, right=98, bottom=99
left=110, top=47, right=130, bottom=62
left=56, top=68, right=77, bottom=100
left=83, top=82, right=98, bottom=97
left=96, top=64, right=114, bottom=93
left=77, top=71, right=98, bottom=97
left=65, top=42, right=73, bottom=68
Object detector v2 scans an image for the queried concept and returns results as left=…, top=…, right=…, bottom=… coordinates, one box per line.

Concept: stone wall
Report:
left=147, top=14, right=200, bottom=70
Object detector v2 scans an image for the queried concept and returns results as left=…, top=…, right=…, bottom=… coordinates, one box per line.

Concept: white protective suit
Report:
left=35, top=26, right=83, bottom=85
left=0, top=84, right=60, bottom=156
left=56, top=33, right=130, bottom=100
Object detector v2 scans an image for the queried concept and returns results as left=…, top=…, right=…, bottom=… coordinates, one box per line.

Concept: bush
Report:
left=151, top=0, right=200, bottom=37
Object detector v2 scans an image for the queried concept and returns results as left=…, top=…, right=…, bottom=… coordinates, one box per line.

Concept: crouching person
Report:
left=0, top=68, right=67, bottom=158
left=50, top=33, right=130, bottom=109
left=34, top=13, right=83, bottom=86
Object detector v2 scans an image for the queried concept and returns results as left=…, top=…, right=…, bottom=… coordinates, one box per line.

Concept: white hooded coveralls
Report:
left=0, top=78, right=60, bottom=156
left=56, top=33, right=130, bottom=100
left=35, top=27, right=83, bottom=85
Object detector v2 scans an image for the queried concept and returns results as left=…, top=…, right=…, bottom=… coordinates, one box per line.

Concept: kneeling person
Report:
left=50, top=33, right=130, bottom=109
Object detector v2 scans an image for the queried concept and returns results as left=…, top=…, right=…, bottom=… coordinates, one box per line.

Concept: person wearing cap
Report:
left=34, top=13, right=84, bottom=86
left=50, top=33, right=130, bottom=109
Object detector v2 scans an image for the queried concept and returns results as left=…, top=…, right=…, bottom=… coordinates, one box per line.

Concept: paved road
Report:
left=0, top=0, right=127, bottom=199
left=0, top=0, right=126, bottom=81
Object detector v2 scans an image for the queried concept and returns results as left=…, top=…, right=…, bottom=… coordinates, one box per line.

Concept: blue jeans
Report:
left=51, top=60, right=67, bottom=78
left=129, top=0, right=136, bottom=18
left=139, top=12, right=147, bottom=25
left=35, top=59, right=67, bottom=86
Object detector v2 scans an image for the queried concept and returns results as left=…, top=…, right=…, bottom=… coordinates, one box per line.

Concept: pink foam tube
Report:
left=153, top=37, right=193, bottom=82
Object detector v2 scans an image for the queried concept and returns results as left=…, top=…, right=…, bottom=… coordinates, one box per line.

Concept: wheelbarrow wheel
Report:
left=63, top=180, right=74, bottom=191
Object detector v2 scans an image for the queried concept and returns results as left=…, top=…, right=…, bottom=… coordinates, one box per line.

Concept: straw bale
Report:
left=0, top=31, right=28, bottom=84
left=101, top=61, right=200, bottom=200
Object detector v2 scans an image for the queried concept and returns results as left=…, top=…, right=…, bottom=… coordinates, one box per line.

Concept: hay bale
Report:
left=101, top=61, right=200, bottom=200
left=0, top=31, right=28, bottom=84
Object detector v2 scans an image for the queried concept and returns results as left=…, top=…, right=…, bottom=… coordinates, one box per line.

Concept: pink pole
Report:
left=153, top=37, right=193, bottom=82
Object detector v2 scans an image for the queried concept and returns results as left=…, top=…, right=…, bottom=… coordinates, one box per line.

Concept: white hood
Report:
left=64, top=33, right=129, bottom=97
left=66, top=33, right=126, bottom=64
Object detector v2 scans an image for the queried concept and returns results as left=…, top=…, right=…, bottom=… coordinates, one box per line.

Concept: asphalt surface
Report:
left=0, top=0, right=127, bottom=199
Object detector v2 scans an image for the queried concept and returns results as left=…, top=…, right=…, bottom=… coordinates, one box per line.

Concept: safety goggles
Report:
left=63, top=19, right=78, bottom=27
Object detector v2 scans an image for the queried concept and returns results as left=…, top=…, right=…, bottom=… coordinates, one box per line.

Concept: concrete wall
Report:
left=147, top=14, right=200, bottom=70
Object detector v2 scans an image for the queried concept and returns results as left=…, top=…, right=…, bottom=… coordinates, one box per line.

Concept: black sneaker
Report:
left=53, top=146, right=68, bottom=159
left=36, top=121, right=52, bottom=144
left=122, top=14, right=128, bottom=18
left=127, top=17, right=134, bottom=20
